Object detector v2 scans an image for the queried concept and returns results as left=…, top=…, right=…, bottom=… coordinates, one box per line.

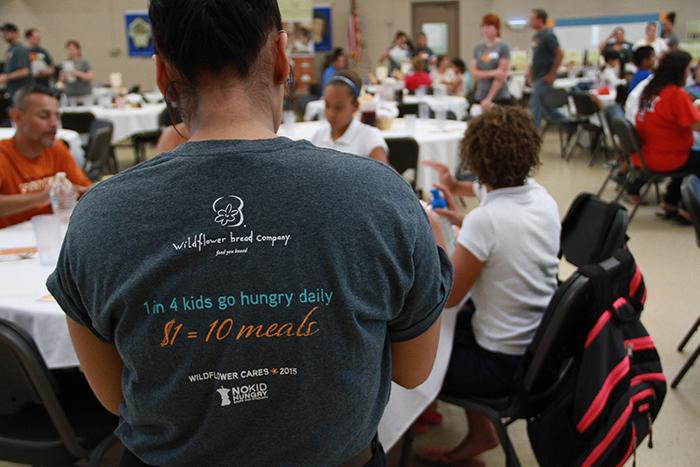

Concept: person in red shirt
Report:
left=633, top=50, right=700, bottom=222
left=0, top=84, right=91, bottom=228
left=404, top=55, right=432, bottom=92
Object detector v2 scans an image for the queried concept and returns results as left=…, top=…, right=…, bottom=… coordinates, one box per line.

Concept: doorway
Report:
left=411, top=2, right=460, bottom=58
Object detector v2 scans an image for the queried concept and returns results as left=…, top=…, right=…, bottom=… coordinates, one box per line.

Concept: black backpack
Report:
left=527, top=248, right=666, bottom=466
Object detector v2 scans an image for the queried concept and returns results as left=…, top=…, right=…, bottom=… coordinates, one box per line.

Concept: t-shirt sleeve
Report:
left=548, top=32, right=560, bottom=51
left=388, top=206, right=453, bottom=342
left=79, top=60, right=92, bottom=72
left=457, top=208, right=495, bottom=262
left=46, top=220, right=112, bottom=343
left=473, top=45, right=482, bottom=60
left=673, top=87, right=700, bottom=128
left=11, top=47, right=30, bottom=69
left=364, top=127, right=388, bottom=156
left=500, top=43, right=512, bottom=60
left=57, top=144, right=92, bottom=187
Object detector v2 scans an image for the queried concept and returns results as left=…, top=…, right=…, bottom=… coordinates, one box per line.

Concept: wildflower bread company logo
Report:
left=216, top=383, right=268, bottom=406
left=213, top=196, right=244, bottom=227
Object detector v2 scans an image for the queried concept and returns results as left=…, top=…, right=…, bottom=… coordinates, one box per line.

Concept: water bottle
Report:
left=430, top=188, right=455, bottom=255
left=50, top=172, right=78, bottom=224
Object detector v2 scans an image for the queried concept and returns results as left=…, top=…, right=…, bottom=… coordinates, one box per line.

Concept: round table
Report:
left=304, top=95, right=467, bottom=122
left=0, top=127, right=85, bottom=167
left=279, top=119, right=467, bottom=194
left=61, top=103, right=167, bottom=144
left=0, top=219, right=458, bottom=451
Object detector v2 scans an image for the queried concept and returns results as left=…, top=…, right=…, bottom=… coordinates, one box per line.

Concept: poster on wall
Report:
left=280, top=0, right=314, bottom=54
left=313, top=6, right=332, bottom=53
left=124, top=11, right=154, bottom=57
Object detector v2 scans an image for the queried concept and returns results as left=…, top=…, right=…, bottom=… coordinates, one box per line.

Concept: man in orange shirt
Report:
left=0, top=84, right=91, bottom=228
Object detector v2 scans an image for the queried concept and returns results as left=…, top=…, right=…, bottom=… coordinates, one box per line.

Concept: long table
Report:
left=279, top=119, right=467, bottom=195
left=61, top=103, right=167, bottom=144
left=0, top=221, right=457, bottom=450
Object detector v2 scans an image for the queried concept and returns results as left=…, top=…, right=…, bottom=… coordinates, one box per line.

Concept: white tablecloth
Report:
left=304, top=96, right=467, bottom=122
left=0, top=220, right=457, bottom=451
left=61, top=103, right=167, bottom=144
left=279, top=119, right=467, bottom=194
left=0, top=127, right=85, bottom=167
left=0, top=222, right=78, bottom=369
left=402, top=96, right=468, bottom=121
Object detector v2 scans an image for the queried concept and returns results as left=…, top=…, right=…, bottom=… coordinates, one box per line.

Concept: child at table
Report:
left=418, top=106, right=561, bottom=464
left=310, top=70, right=388, bottom=163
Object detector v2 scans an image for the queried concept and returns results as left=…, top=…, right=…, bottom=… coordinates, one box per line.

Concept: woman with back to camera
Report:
left=310, top=70, right=388, bottom=163
left=46, top=1, right=453, bottom=466
left=631, top=50, right=700, bottom=223
left=469, top=14, right=512, bottom=109
left=419, top=106, right=560, bottom=464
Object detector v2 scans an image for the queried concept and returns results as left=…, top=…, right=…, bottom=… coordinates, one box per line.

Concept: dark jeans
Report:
left=441, top=301, right=523, bottom=398
left=626, top=150, right=700, bottom=206
left=119, top=436, right=386, bottom=467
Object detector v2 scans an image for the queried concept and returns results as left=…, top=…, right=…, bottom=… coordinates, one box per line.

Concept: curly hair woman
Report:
left=420, top=106, right=561, bottom=464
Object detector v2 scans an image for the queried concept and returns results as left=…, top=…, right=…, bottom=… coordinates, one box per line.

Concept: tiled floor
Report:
left=2, top=131, right=699, bottom=466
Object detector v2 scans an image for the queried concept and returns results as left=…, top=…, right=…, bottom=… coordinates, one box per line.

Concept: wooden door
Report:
left=412, top=2, right=460, bottom=58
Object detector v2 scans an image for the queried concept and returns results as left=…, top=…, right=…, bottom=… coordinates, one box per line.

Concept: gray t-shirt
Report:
left=473, top=41, right=511, bottom=101
left=531, top=28, right=560, bottom=80
left=63, top=58, right=92, bottom=97
left=29, top=46, right=54, bottom=87
left=47, top=137, right=453, bottom=466
left=4, top=42, right=31, bottom=97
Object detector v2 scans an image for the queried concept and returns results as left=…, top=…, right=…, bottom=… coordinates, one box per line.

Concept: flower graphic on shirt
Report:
left=212, top=196, right=244, bottom=228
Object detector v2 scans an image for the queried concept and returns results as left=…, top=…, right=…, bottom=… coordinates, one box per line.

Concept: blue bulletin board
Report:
left=125, top=11, right=155, bottom=58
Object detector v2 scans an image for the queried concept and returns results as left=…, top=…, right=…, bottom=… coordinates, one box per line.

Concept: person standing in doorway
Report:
left=526, top=9, right=564, bottom=128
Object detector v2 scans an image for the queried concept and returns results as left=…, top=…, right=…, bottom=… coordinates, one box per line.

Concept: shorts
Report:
left=441, top=301, right=523, bottom=398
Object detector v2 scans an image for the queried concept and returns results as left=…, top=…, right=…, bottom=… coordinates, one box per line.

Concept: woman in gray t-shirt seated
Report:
left=60, top=40, right=94, bottom=100
left=469, top=14, right=512, bottom=109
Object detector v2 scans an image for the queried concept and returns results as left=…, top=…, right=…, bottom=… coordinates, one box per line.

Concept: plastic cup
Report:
left=31, top=214, right=62, bottom=266
left=419, top=103, right=430, bottom=120
left=404, top=114, right=416, bottom=135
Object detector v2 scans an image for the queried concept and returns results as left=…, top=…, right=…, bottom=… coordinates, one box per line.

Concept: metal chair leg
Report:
left=671, top=343, right=700, bottom=389
left=397, top=424, right=416, bottom=467
left=629, top=183, right=653, bottom=222
left=677, top=315, right=700, bottom=351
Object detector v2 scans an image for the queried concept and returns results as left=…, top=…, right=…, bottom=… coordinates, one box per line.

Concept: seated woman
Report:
left=629, top=50, right=700, bottom=223
left=404, top=55, right=432, bottom=92
left=431, top=55, right=457, bottom=90
left=449, top=58, right=469, bottom=97
left=310, top=70, right=388, bottom=163
left=419, top=106, right=561, bottom=464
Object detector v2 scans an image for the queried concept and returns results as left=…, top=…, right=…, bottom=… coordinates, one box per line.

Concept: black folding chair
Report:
left=61, top=111, right=96, bottom=147
left=386, top=137, right=419, bottom=191
left=418, top=262, right=600, bottom=467
left=432, top=251, right=633, bottom=467
left=397, top=103, right=419, bottom=118
left=129, top=107, right=179, bottom=164
left=0, top=319, right=119, bottom=466
left=609, top=117, right=693, bottom=222
left=560, top=193, right=629, bottom=268
left=570, top=92, right=610, bottom=165
left=672, top=175, right=700, bottom=388
left=597, top=104, right=627, bottom=196
left=540, top=87, right=586, bottom=159
left=83, top=123, right=114, bottom=181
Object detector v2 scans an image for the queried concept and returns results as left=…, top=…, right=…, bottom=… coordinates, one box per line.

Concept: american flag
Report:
left=347, top=0, right=361, bottom=63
